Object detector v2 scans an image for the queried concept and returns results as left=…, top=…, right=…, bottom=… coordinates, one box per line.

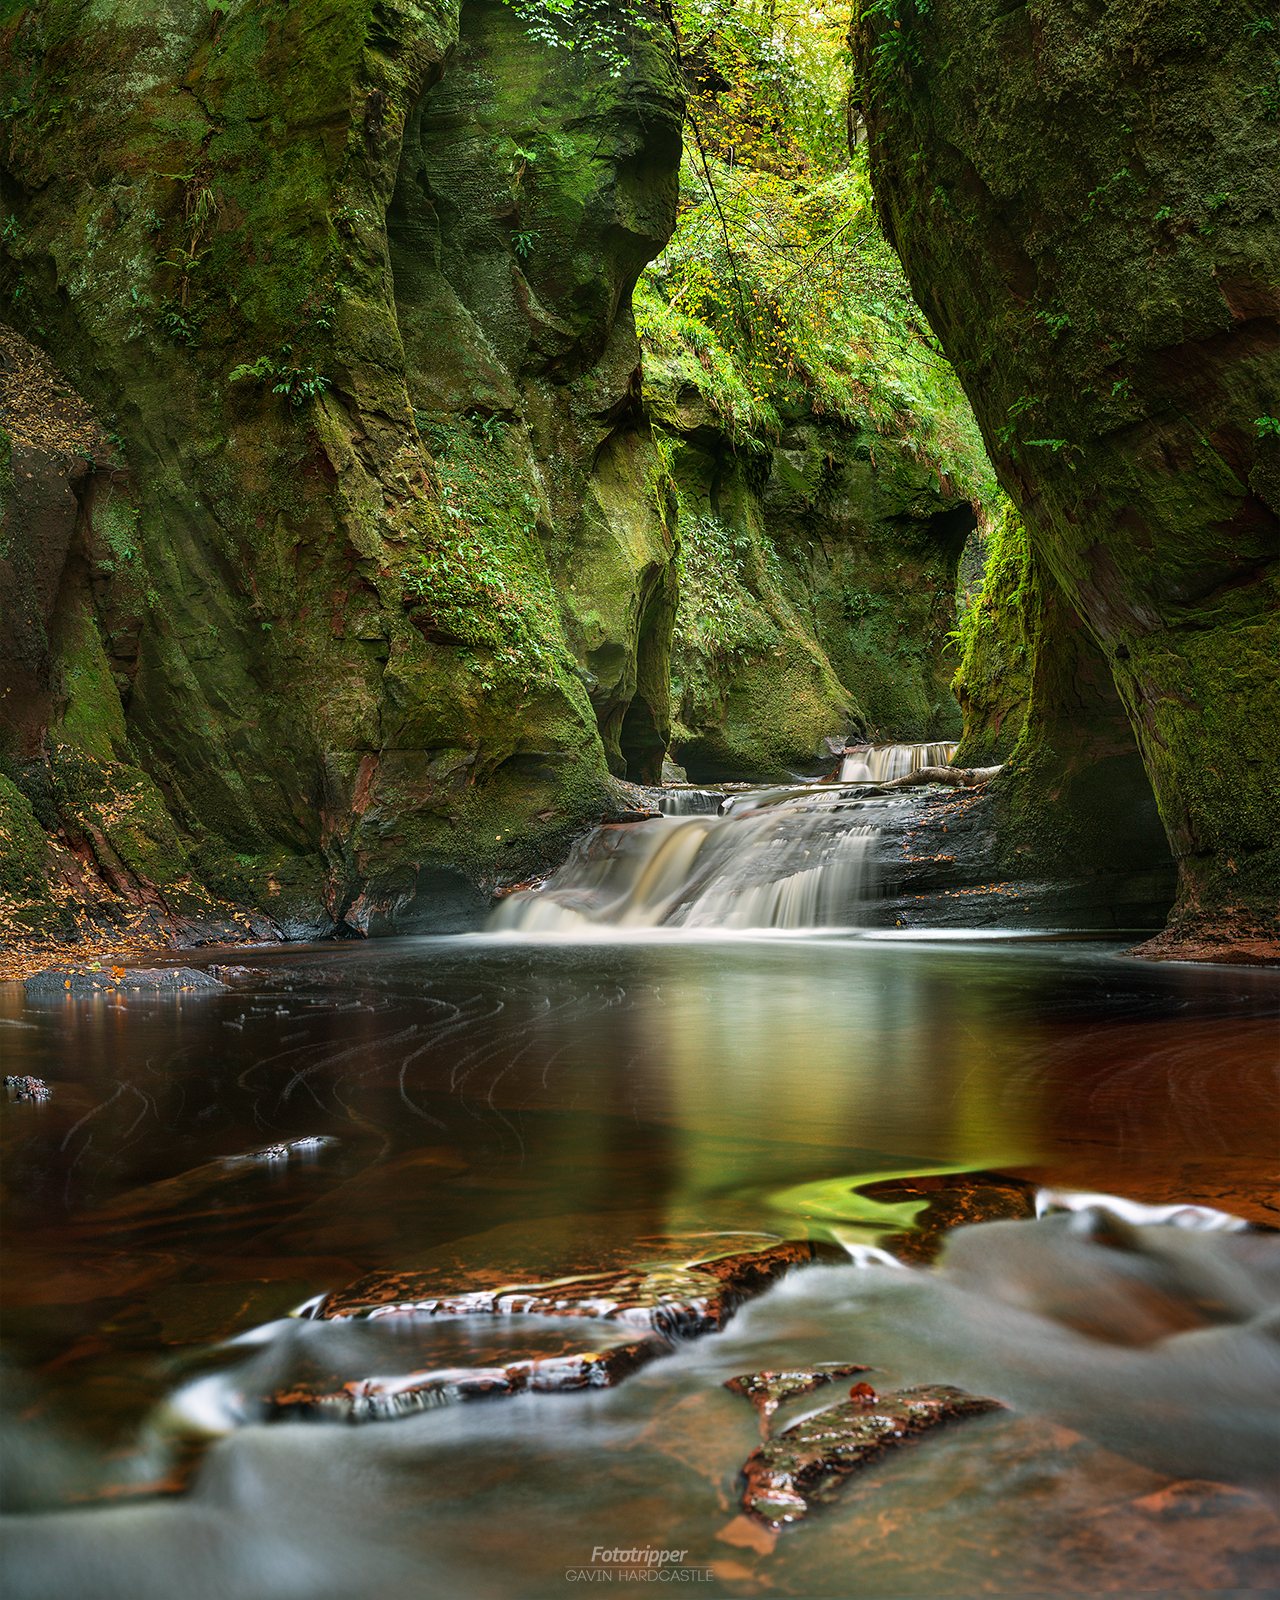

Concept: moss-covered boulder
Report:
left=853, top=0, right=1280, bottom=955
left=0, top=0, right=683, bottom=939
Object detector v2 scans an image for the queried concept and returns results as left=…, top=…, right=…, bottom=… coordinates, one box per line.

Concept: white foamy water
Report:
left=839, top=741, right=957, bottom=782
left=491, top=800, right=881, bottom=932
left=494, top=740, right=970, bottom=934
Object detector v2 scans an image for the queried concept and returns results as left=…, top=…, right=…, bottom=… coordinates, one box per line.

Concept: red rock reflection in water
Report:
left=1014, top=1015, right=1279, bottom=1225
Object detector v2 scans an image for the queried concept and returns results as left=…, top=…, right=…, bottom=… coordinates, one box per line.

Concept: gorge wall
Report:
left=853, top=0, right=1280, bottom=958
left=649, top=361, right=978, bottom=782
left=0, top=0, right=686, bottom=941
left=0, top=0, right=981, bottom=947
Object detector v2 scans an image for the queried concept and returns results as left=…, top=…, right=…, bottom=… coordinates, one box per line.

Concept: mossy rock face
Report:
left=853, top=0, right=1280, bottom=949
left=393, top=0, right=682, bottom=787
left=954, top=511, right=1174, bottom=890
left=759, top=415, right=974, bottom=743
left=950, top=506, right=1036, bottom=768
left=0, top=774, right=53, bottom=909
left=652, top=356, right=978, bottom=781
left=0, top=0, right=681, bottom=936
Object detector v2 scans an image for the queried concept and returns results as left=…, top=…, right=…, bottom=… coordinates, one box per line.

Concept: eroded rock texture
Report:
left=0, top=0, right=681, bottom=941
left=853, top=0, right=1280, bottom=955
left=652, top=376, right=979, bottom=779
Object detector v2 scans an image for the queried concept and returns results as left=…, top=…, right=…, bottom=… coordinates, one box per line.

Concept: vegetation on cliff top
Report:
left=637, top=0, right=993, bottom=493
left=635, top=0, right=994, bottom=757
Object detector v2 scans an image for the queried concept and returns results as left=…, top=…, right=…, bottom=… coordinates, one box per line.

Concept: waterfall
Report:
left=839, top=741, right=957, bottom=782
left=493, top=793, right=882, bottom=933
left=493, top=740, right=966, bottom=934
left=657, top=790, right=722, bottom=816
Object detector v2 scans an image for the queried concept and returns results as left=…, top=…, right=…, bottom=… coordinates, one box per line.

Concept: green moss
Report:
left=47, top=741, right=213, bottom=909
left=951, top=500, right=1035, bottom=765
left=853, top=0, right=1280, bottom=938
left=49, top=599, right=128, bottom=761
left=400, top=419, right=578, bottom=696
left=0, top=774, right=52, bottom=906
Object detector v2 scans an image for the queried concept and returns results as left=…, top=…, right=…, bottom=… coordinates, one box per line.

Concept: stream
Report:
left=2, top=758, right=1278, bottom=1598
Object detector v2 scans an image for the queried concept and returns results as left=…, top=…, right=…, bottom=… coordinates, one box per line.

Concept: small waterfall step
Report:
left=658, top=790, right=723, bottom=816
left=490, top=797, right=884, bottom=933
left=839, top=742, right=957, bottom=783
left=491, top=743, right=965, bottom=934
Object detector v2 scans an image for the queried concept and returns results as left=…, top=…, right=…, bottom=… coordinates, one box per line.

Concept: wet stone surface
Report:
left=318, top=1239, right=816, bottom=1336
left=3, top=1073, right=51, bottom=1101
left=739, top=1383, right=1004, bottom=1528
left=862, top=1171, right=1039, bottom=1263
left=270, top=1328, right=671, bottom=1423
left=723, top=1364, right=872, bottom=1432
left=23, top=966, right=228, bottom=994
left=256, top=1242, right=822, bottom=1423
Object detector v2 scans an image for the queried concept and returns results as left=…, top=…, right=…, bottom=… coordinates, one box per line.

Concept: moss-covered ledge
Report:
left=852, top=0, right=1280, bottom=958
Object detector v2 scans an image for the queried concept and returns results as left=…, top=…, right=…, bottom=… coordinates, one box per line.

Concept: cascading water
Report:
left=494, top=741, right=964, bottom=933
left=499, top=739, right=972, bottom=934
left=492, top=790, right=886, bottom=932
left=839, top=740, right=957, bottom=782
left=656, top=789, right=722, bottom=816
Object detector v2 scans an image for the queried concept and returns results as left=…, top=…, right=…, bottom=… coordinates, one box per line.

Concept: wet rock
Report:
left=265, top=1242, right=822, bottom=1423
left=317, top=1239, right=817, bottom=1338
left=770, top=1168, right=1038, bottom=1261
left=269, top=1331, right=670, bottom=1423
left=859, top=1171, right=1038, bottom=1265
left=3, top=1074, right=51, bottom=1102
left=724, top=1364, right=871, bottom=1431
left=740, top=1384, right=1002, bottom=1528
left=222, top=1136, right=339, bottom=1167
left=23, top=966, right=227, bottom=994
left=867, top=786, right=1176, bottom=932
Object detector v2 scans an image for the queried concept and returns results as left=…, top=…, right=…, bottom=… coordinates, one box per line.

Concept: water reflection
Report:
left=2, top=934, right=1278, bottom=1597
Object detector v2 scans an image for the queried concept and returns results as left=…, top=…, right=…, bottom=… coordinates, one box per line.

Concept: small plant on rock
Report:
left=229, top=347, right=328, bottom=408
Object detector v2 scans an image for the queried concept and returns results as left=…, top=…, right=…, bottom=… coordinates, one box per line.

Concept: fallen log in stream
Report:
left=818, top=761, right=1004, bottom=790
left=875, top=764, right=1004, bottom=790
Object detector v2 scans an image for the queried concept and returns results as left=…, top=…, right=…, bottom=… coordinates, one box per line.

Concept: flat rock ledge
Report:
left=24, top=966, right=228, bottom=994
left=271, top=1241, right=818, bottom=1423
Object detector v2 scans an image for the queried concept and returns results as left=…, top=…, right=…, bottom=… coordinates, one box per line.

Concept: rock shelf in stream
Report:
left=738, top=1384, right=1003, bottom=1528
left=260, top=1242, right=821, bottom=1423
left=317, top=1239, right=817, bottom=1330
left=724, top=1364, right=873, bottom=1433
left=269, top=1330, right=672, bottom=1423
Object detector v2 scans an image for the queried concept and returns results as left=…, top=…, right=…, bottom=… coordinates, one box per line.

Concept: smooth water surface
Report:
left=2, top=932, right=1278, bottom=1598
